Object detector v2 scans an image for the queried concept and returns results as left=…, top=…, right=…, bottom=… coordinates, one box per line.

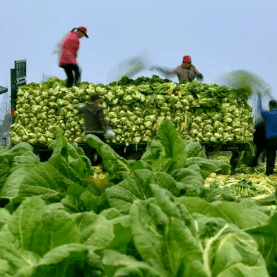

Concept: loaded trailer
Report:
left=9, top=59, right=253, bottom=169
left=32, top=141, right=250, bottom=170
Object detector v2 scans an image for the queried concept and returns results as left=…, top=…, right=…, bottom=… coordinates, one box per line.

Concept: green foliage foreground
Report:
left=0, top=121, right=276, bottom=277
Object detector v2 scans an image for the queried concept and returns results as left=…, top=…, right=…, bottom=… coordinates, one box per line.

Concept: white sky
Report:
left=0, top=0, right=277, bottom=118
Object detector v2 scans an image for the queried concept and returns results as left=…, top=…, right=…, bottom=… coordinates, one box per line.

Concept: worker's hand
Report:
left=198, top=73, right=204, bottom=80
left=106, top=129, right=115, bottom=138
left=78, top=103, right=85, bottom=109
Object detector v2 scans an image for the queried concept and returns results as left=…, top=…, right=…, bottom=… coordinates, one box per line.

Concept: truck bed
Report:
left=32, top=141, right=251, bottom=163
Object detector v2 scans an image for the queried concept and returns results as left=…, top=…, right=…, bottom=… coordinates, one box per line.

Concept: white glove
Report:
left=106, top=129, right=115, bottom=138
left=78, top=103, right=85, bottom=109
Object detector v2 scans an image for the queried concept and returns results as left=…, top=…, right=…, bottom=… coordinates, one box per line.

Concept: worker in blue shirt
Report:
left=257, top=92, right=277, bottom=175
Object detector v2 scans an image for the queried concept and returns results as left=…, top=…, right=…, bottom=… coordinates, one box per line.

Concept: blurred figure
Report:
left=217, top=70, right=271, bottom=95
left=257, top=92, right=277, bottom=175
left=108, top=49, right=150, bottom=81
left=250, top=120, right=266, bottom=167
left=58, top=26, right=89, bottom=88
left=150, top=55, right=203, bottom=83
left=217, top=69, right=272, bottom=171
left=78, top=93, right=114, bottom=165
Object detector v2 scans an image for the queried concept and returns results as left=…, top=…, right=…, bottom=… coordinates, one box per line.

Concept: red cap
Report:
left=183, top=55, right=192, bottom=63
left=78, top=26, right=89, bottom=38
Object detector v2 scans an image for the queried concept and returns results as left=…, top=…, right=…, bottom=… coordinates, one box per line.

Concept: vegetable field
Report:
left=0, top=121, right=276, bottom=277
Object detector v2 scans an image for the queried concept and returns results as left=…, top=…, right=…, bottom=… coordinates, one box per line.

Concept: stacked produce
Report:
left=10, top=75, right=254, bottom=145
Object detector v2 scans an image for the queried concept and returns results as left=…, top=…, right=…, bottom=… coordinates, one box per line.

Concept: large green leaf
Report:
left=183, top=141, right=207, bottom=159
left=128, top=185, right=206, bottom=276
left=246, top=213, right=277, bottom=276
left=171, top=164, right=204, bottom=196
left=0, top=208, right=10, bottom=230
left=106, top=169, right=179, bottom=213
left=73, top=212, right=114, bottom=251
left=0, top=152, right=13, bottom=189
left=195, top=215, right=269, bottom=277
left=0, top=237, right=40, bottom=276
left=1, top=162, right=71, bottom=199
left=14, top=244, right=91, bottom=277
left=0, top=258, right=12, bottom=277
left=100, top=208, right=122, bottom=220
left=0, top=132, right=94, bottom=200
left=48, top=129, right=92, bottom=178
left=4, top=197, right=80, bottom=257
left=7, top=143, right=35, bottom=158
left=47, top=154, right=88, bottom=185
left=11, top=151, right=40, bottom=172
left=150, top=184, right=198, bottom=237
left=86, top=135, right=131, bottom=183
left=141, top=121, right=187, bottom=173
left=0, top=143, right=40, bottom=191
left=7, top=197, right=45, bottom=251
left=61, top=183, right=99, bottom=213
left=179, top=197, right=269, bottom=229
left=150, top=185, right=269, bottom=276
left=140, top=139, right=173, bottom=172
left=30, top=209, right=80, bottom=257
left=106, top=215, right=133, bottom=254
left=185, top=157, right=228, bottom=179
left=165, top=218, right=208, bottom=277
left=103, top=249, right=167, bottom=277
left=129, top=200, right=168, bottom=270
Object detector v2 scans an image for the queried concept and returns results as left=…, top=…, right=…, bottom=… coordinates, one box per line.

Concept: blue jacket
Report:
left=257, top=96, right=277, bottom=139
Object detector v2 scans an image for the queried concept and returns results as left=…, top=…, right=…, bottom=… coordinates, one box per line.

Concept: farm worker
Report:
left=58, top=26, right=89, bottom=88
left=77, top=93, right=115, bottom=165
left=149, top=55, right=204, bottom=83
left=257, top=92, right=277, bottom=175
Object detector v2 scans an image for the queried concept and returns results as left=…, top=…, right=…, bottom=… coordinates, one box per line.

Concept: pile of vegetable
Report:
left=205, top=172, right=276, bottom=199
left=0, top=121, right=276, bottom=276
left=10, top=75, right=254, bottom=145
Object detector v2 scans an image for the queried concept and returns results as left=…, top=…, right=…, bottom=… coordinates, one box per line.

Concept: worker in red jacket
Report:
left=58, top=26, right=89, bottom=88
left=150, top=55, right=203, bottom=83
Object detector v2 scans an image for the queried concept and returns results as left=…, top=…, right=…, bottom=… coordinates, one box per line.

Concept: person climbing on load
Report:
left=78, top=93, right=115, bottom=165
left=149, top=55, right=204, bottom=83
left=257, top=91, right=277, bottom=176
left=57, top=26, right=89, bottom=88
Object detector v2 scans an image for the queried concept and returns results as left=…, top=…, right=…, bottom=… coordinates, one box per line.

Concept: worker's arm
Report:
left=194, top=67, right=204, bottom=80
left=150, top=65, right=175, bottom=76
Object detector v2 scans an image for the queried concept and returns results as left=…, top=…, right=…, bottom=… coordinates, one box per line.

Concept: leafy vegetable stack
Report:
left=10, top=75, right=254, bottom=145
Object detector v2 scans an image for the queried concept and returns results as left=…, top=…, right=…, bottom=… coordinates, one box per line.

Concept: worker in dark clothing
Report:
left=149, top=55, right=204, bottom=83
left=251, top=120, right=266, bottom=167
left=257, top=92, right=277, bottom=175
left=78, top=93, right=114, bottom=165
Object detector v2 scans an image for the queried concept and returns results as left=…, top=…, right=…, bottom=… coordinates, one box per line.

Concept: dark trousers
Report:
left=265, top=137, right=277, bottom=175
left=251, top=121, right=266, bottom=167
left=83, top=133, right=106, bottom=166
left=251, top=144, right=266, bottom=167
left=230, top=151, right=240, bottom=170
left=62, top=64, right=81, bottom=88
